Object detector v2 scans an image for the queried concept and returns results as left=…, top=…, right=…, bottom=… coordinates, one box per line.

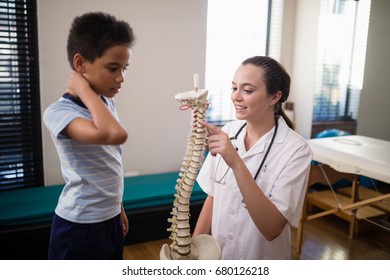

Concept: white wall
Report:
left=279, top=0, right=296, bottom=73
left=38, top=0, right=208, bottom=185
left=357, top=0, right=390, bottom=141
left=287, top=0, right=320, bottom=139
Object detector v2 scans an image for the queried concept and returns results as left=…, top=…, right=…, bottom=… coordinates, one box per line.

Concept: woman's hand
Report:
left=201, top=121, right=239, bottom=167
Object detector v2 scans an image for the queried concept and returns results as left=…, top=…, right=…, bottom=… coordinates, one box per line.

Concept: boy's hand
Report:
left=66, top=70, right=92, bottom=98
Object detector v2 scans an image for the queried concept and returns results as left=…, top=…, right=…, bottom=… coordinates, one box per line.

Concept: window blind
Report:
left=0, top=0, right=43, bottom=190
left=312, top=0, right=370, bottom=121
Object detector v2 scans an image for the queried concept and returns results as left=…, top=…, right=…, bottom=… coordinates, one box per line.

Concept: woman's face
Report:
left=231, top=64, right=275, bottom=122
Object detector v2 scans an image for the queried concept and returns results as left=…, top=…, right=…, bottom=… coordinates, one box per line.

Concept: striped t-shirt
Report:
left=43, top=93, right=124, bottom=223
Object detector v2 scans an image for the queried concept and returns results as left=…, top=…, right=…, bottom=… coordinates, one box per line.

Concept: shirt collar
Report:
left=235, top=116, right=289, bottom=158
left=62, top=92, right=108, bottom=109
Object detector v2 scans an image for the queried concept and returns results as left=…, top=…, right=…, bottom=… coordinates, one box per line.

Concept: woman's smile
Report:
left=235, top=104, right=247, bottom=112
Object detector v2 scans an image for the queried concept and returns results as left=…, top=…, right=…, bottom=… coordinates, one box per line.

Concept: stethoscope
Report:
left=213, top=116, right=279, bottom=208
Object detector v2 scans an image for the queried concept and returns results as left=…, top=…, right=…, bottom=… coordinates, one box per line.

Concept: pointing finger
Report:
left=200, top=120, right=221, bottom=136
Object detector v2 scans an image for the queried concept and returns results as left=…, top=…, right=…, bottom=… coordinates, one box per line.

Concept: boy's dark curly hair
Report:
left=67, top=12, right=135, bottom=68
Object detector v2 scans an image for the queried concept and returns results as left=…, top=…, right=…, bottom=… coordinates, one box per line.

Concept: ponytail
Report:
left=280, top=108, right=294, bottom=130
left=275, top=102, right=294, bottom=129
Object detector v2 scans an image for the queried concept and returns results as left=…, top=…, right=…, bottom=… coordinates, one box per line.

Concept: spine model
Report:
left=160, top=74, right=221, bottom=260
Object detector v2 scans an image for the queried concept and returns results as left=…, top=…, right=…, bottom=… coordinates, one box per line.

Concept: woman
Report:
left=193, top=56, right=312, bottom=259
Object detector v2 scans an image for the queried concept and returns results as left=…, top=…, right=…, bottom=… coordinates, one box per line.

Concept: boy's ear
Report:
left=73, top=53, right=86, bottom=73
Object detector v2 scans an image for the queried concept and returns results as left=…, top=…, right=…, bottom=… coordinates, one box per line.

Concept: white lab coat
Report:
left=197, top=117, right=312, bottom=259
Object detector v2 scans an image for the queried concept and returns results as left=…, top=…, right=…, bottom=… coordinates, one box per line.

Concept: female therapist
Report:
left=193, top=56, right=312, bottom=259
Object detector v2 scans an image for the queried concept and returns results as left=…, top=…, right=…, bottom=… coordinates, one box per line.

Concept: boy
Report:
left=44, top=12, right=135, bottom=259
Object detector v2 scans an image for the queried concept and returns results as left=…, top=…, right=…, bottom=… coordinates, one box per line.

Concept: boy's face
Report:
left=83, top=45, right=131, bottom=98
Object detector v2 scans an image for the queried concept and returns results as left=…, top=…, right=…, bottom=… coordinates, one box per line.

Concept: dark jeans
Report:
left=48, top=213, right=124, bottom=260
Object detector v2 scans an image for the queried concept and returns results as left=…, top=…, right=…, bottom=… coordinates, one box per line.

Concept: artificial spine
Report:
left=167, top=90, right=208, bottom=260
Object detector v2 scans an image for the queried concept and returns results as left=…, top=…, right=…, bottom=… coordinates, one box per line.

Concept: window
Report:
left=205, top=0, right=284, bottom=125
left=312, top=0, right=371, bottom=121
left=0, top=0, right=43, bottom=190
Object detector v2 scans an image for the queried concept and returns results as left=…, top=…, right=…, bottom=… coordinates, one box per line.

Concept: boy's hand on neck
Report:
left=66, top=70, right=96, bottom=99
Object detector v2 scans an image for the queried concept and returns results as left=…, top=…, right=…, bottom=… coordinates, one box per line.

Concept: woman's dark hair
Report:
left=67, top=12, right=136, bottom=68
left=242, top=56, right=294, bottom=129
